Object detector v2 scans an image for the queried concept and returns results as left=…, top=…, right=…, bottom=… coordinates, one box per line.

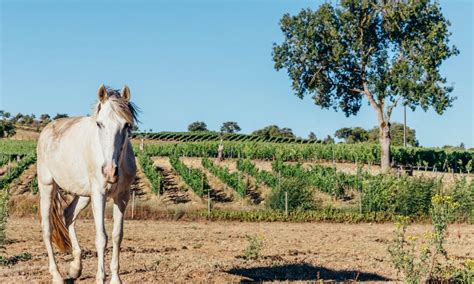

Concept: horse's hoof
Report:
left=52, top=277, right=64, bottom=284
left=110, top=275, right=122, bottom=284
left=68, top=265, right=82, bottom=279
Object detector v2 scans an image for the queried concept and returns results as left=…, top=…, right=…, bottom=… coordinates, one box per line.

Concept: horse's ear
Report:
left=97, top=84, right=108, bottom=103
left=121, top=85, right=131, bottom=102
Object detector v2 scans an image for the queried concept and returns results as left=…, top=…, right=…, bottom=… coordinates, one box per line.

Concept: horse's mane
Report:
left=93, top=87, right=139, bottom=125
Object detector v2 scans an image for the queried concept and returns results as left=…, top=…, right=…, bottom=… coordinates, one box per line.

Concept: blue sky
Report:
left=1, top=0, right=472, bottom=147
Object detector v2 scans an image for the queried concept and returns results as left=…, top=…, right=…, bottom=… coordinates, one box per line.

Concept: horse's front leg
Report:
left=110, top=190, right=130, bottom=284
left=91, top=190, right=107, bottom=283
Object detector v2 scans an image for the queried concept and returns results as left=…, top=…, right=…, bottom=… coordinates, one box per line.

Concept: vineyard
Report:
left=141, top=141, right=474, bottom=173
left=0, top=140, right=36, bottom=190
left=0, top=139, right=473, bottom=223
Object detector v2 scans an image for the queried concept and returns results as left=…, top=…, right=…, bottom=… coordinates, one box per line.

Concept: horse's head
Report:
left=94, top=84, right=138, bottom=184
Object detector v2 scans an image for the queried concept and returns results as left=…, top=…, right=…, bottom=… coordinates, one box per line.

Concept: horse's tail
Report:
left=50, top=183, right=72, bottom=253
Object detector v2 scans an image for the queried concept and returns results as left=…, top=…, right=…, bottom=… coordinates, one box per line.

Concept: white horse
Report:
left=37, top=85, right=138, bottom=283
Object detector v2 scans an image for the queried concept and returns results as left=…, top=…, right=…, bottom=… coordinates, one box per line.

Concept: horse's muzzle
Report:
left=102, top=165, right=118, bottom=184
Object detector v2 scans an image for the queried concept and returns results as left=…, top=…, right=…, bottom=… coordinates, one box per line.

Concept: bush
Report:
left=266, top=178, right=315, bottom=212
left=243, top=234, right=265, bottom=260
left=448, top=178, right=473, bottom=223
left=362, top=175, right=439, bottom=215
left=388, top=195, right=469, bottom=283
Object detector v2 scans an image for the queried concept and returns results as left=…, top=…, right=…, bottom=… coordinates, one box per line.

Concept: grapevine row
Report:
left=136, top=153, right=164, bottom=195
left=0, top=154, right=37, bottom=190
left=169, top=156, right=209, bottom=197
left=133, top=131, right=315, bottom=144
left=144, top=142, right=474, bottom=172
left=271, top=160, right=369, bottom=198
left=236, top=159, right=279, bottom=189
left=201, top=158, right=247, bottom=197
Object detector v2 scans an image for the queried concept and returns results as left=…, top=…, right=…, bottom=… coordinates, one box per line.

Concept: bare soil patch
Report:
left=1, top=218, right=473, bottom=283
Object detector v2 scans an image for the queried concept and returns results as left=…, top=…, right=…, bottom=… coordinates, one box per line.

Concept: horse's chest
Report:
left=56, top=176, right=91, bottom=196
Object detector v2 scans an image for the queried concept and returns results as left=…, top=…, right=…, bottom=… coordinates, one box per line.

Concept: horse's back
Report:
left=38, top=117, right=87, bottom=152
left=37, top=117, right=94, bottom=194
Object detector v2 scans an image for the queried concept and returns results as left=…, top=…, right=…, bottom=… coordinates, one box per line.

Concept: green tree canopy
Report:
left=323, top=135, right=335, bottom=144
left=334, top=127, right=368, bottom=143
left=0, top=121, right=16, bottom=138
left=252, top=125, right=295, bottom=138
left=40, top=114, right=51, bottom=125
left=220, top=121, right=241, bottom=133
left=188, top=121, right=208, bottom=132
left=367, top=123, right=418, bottom=147
left=53, top=113, right=69, bottom=120
left=273, top=0, right=457, bottom=170
left=334, top=123, right=419, bottom=146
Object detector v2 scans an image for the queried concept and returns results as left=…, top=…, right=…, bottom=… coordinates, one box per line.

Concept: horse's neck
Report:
left=75, top=117, right=104, bottom=170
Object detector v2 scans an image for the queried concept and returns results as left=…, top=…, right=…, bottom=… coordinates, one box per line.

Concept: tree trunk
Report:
left=361, top=82, right=392, bottom=172
left=379, top=121, right=391, bottom=172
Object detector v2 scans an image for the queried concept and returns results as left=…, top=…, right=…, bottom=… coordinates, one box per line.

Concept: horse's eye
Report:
left=124, top=123, right=130, bottom=129
left=96, top=122, right=103, bottom=128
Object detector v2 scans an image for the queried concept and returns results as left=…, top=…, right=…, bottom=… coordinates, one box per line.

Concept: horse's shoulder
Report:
left=43, top=117, right=87, bottom=140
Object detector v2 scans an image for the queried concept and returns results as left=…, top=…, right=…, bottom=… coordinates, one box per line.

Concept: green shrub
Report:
left=388, top=195, right=467, bottom=283
left=448, top=178, right=473, bottom=223
left=362, top=175, right=439, bottom=215
left=266, top=178, right=315, bottom=212
left=243, top=234, right=265, bottom=260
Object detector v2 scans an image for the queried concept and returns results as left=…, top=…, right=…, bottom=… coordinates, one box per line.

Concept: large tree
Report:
left=0, top=121, right=16, bottom=138
left=220, top=121, right=241, bottom=133
left=53, top=113, right=69, bottom=120
left=252, top=125, right=295, bottom=138
left=335, top=127, right=368, bottom=143
left=273, top=0, right=457, bottom=171
left=40, top=114, right=51, bottom=125
left=335, top=123, right=418, bottom=146
left=308, top=131, right=317, bottom=141
left=188, top=121, right=208, bottom=132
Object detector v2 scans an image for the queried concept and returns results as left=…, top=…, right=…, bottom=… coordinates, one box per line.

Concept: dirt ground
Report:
left=1, top=218, right=473, bottom=283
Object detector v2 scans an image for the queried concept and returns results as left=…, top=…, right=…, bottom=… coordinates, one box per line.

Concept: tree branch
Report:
left=363, top=82, right=379, bottom=110
left=308, top=67, right=323, bottom=87
left=386, top=96, right=402, bottom=120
